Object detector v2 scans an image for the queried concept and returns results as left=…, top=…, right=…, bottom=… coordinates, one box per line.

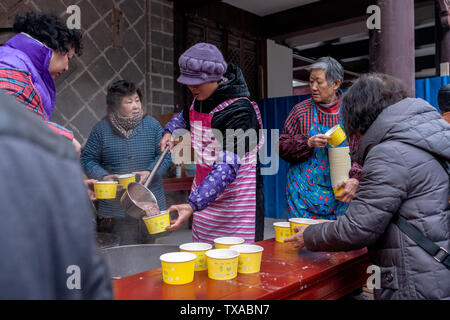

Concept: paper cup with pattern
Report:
left=229, top=244, right=264, bottom=274
left=213, top=237, right=245, bottom=249
left=205, top=249, right=239, bottom=280
left=143, top=210, right=170, bottom=234
left=325, top=125, right=346, bottom=147
left=273, top=222, right=292, bottom=243
left=118, top=174, right=136, bottom=189
left=94, top=181, right=118, bottom=199
left=180, top=242, right=213, bottom=271
left=160, top=252, right=196, bottom=285
left=289, top=218, right=321, bottom=235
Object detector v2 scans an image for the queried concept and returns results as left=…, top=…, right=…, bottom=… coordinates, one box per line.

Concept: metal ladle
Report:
left=120, top=146, right=170, bottom=219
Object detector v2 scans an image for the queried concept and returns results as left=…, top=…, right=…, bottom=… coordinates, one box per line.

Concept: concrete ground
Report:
left=153, top=217, right=285, bottom=244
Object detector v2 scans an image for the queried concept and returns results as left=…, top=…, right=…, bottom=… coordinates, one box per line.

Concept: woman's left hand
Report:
left=335, top=178, right=359, bottom=204
left=284, top=225, right=308, bottom=249
left=133, top=171, right=151, bottom=185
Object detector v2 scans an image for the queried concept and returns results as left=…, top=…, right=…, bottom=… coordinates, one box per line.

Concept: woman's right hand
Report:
left=165, top=204, right=194, bottom=232
left=160, top=133, right=174, bottom=153
left=308, top=134, right=331, bottom=149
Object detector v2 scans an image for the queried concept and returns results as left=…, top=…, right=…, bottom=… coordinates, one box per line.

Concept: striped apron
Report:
left=189, top=97, right=264, bottom=244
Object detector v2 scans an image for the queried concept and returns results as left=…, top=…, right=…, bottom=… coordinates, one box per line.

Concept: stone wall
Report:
left=149, top=0, right=175, bottom=116
left=0, top=0, right=175, bottom=144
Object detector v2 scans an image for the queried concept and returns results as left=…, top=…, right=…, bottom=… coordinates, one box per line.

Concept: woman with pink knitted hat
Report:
left=160, top=42, right=264, bottom=244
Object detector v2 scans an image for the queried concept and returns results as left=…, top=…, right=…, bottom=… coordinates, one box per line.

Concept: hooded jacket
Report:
left=303, top=98, right=450, bottom=300
left=0, top=93, right=112, bottom=299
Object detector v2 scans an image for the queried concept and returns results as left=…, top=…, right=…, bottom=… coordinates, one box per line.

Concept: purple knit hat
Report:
left=177, top=42, right=227, bottom=85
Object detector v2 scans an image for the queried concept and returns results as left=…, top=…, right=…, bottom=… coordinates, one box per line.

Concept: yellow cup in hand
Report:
left=118, top=174, right=136, bottom=189
left=94, top=181, right=118, bottom=199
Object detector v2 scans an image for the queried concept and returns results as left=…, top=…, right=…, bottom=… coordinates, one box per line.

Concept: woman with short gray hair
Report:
left=279, top=56, right=362, bottom=220
left=308, top=56, right=344, bottom=86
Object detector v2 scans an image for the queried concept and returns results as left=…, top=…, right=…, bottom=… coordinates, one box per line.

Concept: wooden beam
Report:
left=264, top=0, right=435, bottom=42
left=295, top=26, right=435, bottom=61
left=175, top=0, right=262, bottom=37
left=263, top=0, right=372, bottom=40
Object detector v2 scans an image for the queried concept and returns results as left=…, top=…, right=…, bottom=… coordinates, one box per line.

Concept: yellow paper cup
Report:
left=273, top=222, right=292, bottom=243
left=205, top=249, right=239, bottom=280
left=213, top=237, right=245, bottom=249
left=289, top=218, right=321, bottom=235
left=229, top=244, right=264, bottom=274
left=180, top=242, right=213, bottom=271
left=326, top=125, right=346, bottom=147
left=160, top=252, right=196, bottom=285
left=118, top=174, right=136, bottom=189
left=143, top=210, right=170, bottom=235
left=94, top=181, right=118, bottom=199
left=333, top=187, right=345, bottom=197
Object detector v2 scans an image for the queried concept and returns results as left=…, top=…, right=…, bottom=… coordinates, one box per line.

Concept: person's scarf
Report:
left=108, top=109, right=144, bottom=139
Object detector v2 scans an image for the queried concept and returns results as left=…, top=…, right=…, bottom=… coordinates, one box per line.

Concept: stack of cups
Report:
left=328, top=146, right=351, bottom=198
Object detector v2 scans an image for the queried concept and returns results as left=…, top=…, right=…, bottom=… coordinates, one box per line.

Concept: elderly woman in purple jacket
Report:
left=0, top=12, right=83, bottom=154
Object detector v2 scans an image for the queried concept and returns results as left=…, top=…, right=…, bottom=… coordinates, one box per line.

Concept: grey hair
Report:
left=308, top=56, right=344, bottom=86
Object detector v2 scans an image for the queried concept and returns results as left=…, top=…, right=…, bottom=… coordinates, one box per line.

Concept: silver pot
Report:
left=120, top=146, right=170, bottom=219
left=100, top=244, right=179, bottom=279
left=96, top=232, right=120, bottom=249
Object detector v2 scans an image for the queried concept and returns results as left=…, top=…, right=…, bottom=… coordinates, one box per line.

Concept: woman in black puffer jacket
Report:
left=286, top=73, right=450, bottom=300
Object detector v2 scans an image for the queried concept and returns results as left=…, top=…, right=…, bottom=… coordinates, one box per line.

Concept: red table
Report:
left=113, top=239, right=370, bottom=300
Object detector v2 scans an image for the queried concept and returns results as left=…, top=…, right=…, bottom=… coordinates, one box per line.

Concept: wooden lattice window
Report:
left=184, top=19, right=260, bottom=102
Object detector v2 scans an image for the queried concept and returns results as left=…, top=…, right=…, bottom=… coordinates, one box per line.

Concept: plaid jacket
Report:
left=0, top=68, right=74, bottom=140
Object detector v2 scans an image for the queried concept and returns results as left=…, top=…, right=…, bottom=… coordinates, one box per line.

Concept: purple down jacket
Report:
left=0, top=33, right=56, bottom=118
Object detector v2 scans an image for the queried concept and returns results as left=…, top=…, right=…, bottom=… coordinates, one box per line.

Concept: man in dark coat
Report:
left=0, top=93, right=112, bottom=299
left=286, top=74, right=450, bottom=300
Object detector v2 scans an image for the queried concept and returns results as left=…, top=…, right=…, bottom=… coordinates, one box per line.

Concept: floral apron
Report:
left=286, top=101, right=348, bottom=220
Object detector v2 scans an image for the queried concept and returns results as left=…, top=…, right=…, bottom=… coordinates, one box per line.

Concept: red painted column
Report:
left=370, top=0, right=415, bottom=97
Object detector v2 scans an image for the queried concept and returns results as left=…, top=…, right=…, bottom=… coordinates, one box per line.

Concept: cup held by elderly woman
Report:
left=81, top=80, right=172, bottom=245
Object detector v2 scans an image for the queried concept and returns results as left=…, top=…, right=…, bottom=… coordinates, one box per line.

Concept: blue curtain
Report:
left=415, top=76, right=450, bottom=112
left=258, top=94, right=311, bottom=219
left=259, top=76, right=449, bottom=219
